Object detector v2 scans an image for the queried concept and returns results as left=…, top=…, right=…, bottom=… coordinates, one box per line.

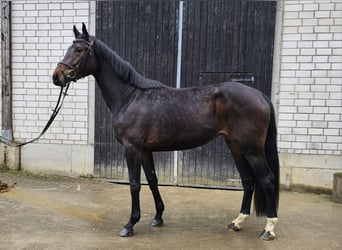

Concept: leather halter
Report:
left=57, top=39, right=93, bottom=83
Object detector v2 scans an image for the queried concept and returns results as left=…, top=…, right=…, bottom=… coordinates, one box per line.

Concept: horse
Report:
left=53, top=23, right=280, bottom=241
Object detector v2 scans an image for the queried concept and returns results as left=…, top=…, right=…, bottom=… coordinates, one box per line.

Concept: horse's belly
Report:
left=144, top=127, right=219, bottom=151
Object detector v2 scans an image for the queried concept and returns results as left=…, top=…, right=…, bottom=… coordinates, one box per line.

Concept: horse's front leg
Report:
left=119, top=146, right=142, bottom=237
left=142, top=151, right=164, bottom=227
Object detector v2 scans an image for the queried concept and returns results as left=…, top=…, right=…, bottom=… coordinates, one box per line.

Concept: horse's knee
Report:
left=130, top=182, right=141, bottom=193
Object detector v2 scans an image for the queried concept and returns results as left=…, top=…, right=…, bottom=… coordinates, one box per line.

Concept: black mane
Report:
left=92, top=38, right=166, bottom=90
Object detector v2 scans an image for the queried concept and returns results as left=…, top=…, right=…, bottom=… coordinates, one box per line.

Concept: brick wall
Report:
left=11, top=1, right=90, bottom=145
left=1, top=1, right=341, bottom=181
left=7, top=1, right=341, bottom=152
left=278, top=0, right=342, bottom=155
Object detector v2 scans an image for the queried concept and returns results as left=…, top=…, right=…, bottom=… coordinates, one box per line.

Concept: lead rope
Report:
left=0, top=83, right=70, bottom=147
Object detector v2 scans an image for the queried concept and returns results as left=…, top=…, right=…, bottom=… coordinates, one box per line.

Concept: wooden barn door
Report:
left=94, top=1, right=178, bottom=184
left=94, top=1, right=277, bottom=188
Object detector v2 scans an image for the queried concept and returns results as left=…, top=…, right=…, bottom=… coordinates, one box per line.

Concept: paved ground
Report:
left=0, top=170, right=341, bottom=250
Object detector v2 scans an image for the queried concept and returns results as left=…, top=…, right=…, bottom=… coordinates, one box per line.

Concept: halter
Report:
left=57, top=39, right=93, bottom=83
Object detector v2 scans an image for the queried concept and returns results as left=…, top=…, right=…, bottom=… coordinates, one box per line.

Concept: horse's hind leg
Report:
left=227, top=148, right=255, bottom=231
left=142, top=151, right=164, bottom=227
left=245, top=153, right=278, bottom=240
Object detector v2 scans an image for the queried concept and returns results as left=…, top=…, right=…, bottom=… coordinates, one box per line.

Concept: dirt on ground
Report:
left=1, top=170, right=342, bottom=250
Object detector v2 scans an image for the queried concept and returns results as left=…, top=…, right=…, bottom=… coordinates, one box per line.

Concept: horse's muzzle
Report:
left=52, top=67, right=68, bottom=87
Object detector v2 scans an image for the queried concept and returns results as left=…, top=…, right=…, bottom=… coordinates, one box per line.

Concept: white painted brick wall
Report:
left=3, top=0, right=342, bottom=157
left=11, top=1, right=90, bottom=145
left=278, top=0, right=342, bottom=155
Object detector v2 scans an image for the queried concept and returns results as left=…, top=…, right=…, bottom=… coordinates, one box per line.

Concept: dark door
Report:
left=94, top=1, right=178, bottom=184
left=94, top=1, right=277, bottom=188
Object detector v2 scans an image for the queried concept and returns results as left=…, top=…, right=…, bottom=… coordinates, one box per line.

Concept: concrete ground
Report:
left=0, top=170, right=341, bottom=250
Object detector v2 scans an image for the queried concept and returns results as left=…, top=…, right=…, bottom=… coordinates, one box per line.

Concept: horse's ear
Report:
left=73, top=25, right=81, bottom=38
left=82, top=22, right=89, bottom=40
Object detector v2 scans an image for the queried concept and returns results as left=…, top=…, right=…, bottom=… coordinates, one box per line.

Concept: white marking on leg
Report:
left=265, top=217, right=278, bottom=237
left=231, top=213, right=249, bottom=230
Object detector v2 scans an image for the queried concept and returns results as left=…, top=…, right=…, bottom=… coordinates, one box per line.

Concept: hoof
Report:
left=227, top=223, right=240, bottom=231
left=259, top=230, right=275, bottom=241
left=150, top=218, right=164, bottom=227
left=119, top=227, right=134, bottom=237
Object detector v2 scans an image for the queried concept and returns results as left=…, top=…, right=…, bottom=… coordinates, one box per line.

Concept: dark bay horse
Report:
left=53, top=24, right=280, bottom=241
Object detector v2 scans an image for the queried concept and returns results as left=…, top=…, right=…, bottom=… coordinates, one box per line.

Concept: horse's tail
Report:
left=254, top=96, right=280, bottom=216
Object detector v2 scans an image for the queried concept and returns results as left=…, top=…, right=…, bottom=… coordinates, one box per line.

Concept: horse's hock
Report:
left=333, top=173, right=342, bottom=203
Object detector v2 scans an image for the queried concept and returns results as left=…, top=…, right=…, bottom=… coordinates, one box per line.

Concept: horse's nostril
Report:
left=53, top=73, right=59, bottom=84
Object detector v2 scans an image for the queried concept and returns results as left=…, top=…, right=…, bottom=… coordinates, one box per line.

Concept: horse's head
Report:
left=52, top=23, right=97, bottom=87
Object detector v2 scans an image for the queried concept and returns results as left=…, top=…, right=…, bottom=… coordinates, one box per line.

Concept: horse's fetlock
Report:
left=131, top=213, right=141, bottom=224
left=157, top=202, right=165, bottom=212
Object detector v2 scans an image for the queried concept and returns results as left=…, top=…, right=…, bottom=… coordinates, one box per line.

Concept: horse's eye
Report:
left=75, top=47, right=82, bottom=53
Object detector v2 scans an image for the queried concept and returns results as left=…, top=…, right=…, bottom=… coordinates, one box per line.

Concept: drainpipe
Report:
left=271, top=0, right=284, bottom=121
left=173, top=0, right=184, bottom=185
left=272, top=1, right=288, bottom=189
left=1, top=1, right=19, bottom=170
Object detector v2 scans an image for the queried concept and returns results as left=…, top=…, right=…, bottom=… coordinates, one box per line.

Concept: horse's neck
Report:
left=92, top=38, right=166, bottom=90
left=94, top=61, right=136, bottom=114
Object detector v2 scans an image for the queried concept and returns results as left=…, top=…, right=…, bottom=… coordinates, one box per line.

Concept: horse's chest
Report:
left=113, top=113, right=149, bottom=145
